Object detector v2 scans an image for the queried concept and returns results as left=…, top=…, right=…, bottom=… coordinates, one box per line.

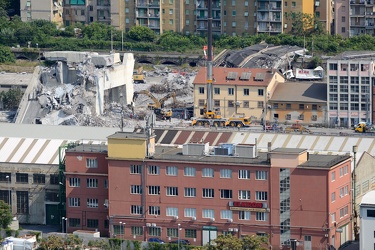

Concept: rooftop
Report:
left=360, top=190, right=375, bottom=206
left=329, top=51, right=375, bottom=60
left=107, top=131, right=150, bottom=140
left=270, top=81, right=326, bottom=103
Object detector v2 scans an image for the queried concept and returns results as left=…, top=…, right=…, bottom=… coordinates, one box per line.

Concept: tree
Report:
left=0, top=200, right=12, bottom=229
left=285, top=12, right=324, bottom=37
left=0, top=45, right=15, bottom=63
left=127, top=26, right=156, bottom=42
left=242, top=235, right=269, bottom=250
left=0, top=88, right=23, bottom=110
left=212, top=234, right=244, bottom=250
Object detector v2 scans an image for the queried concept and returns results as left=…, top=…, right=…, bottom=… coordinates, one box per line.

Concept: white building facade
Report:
left=360, top=191, right=375, bottom=250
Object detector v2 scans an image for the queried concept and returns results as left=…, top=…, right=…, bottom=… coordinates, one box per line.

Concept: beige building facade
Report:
left=20, top=0, right=64, bottom=27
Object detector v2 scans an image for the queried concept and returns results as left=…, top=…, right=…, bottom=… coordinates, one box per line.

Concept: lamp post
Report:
left=352, top=145, right=358, bottom=240
left=178, top=223, right=181, bottom=250
left=62, top=217, right=67, bottom=233
left=6, top=175, right=10, bottom=212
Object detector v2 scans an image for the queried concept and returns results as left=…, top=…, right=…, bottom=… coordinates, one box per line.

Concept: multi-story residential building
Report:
left=256, top=0, right=283, bottom=34
left=282, top=0, right=314, bottom=34
left=359, top=190, right=375, bottom=249
left=349, top=0, right=375, bottom=37
left=20, top=0, right=64, bottom=27
left=268, top=81, right=327, bottom=125
left=64, top=130, right=353, bottom=249
left=333, top=0, right=350, bottom=38
left=192, top=67, right=284, bottom=122
left=326, top=51, right=375, bottom=128
left=315, top=0, right=333, bottom=35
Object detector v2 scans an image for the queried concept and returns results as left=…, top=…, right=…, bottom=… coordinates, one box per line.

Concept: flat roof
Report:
left=107, top=131, right=150, bottom=139
left=360, top=190, right=375, bottom=206
left=0, top=72, right=32, bottom=86
left=271, top=148, right=307, bottom=154
left=271, top=82, right=326, bottom=103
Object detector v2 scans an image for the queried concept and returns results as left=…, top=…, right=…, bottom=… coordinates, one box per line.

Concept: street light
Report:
left=62, top=217, right=67, bottom=233
left=5, top=175, right=10, bottom=212
left=178, top=223, right=181, bottom=250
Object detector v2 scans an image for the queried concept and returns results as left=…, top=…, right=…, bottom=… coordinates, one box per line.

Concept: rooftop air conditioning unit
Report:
left=191, top=216, right=196, bottom=221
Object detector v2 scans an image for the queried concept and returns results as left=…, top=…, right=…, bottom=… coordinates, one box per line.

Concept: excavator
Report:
left=132, top=90, right=176, bottom=120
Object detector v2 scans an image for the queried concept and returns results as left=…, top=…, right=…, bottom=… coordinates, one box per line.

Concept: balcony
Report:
left=351, top=21, right=366, bottom=26
left=257, top=17, right=281, bottom=22
left=197, top=15, right=208, bottom=20
left=257, top=27, right=282, bottom=33
left=197, top=25, right=208, bottom=30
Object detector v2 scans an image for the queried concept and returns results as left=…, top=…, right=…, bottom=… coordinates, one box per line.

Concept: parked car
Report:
left=148, top=237, right=165, bottom=244
left=169, top=239, right=191, bottom=245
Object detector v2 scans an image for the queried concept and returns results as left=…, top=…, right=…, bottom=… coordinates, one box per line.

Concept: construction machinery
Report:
left=224, top=115, right=252, bottom=127
left=133, top=66, right=146, bottom=83
left=285, top=122, right=310, bottom=133
left=354, top=122, right=375, bottom=133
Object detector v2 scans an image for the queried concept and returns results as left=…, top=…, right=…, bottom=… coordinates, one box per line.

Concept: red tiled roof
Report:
left=193, top=67, right=278, bottom=87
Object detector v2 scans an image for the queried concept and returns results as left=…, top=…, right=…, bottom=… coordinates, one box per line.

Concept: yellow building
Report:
left=193, top=67, right=284, bottom=123
left=268, top=81, right=327, bottom=125
left=283, top=0, right=314, bottom=33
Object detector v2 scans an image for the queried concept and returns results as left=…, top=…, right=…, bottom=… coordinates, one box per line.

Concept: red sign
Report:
left=231, top=201, right=263, bottom=208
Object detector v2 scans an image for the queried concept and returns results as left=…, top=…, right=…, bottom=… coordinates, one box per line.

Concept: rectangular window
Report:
left=238, top=190, right=250, bottom=200
left=257, top=101, right=264, bottom=108
left=69, top=218, right=80, bottom=227
left=340, top=206, right=348, bottom=218
left=169, top=9, right=173, bottom=14
left=86, top=178, right=98, bottom=188
left=131, top=226, right=143, bottom=235
left=331, top=212, right=336, bottom=223
left=258, top=89, right=264, bottom=96
left=131, top=185, right=142, bottom=194
left=149, top=227, right=161, bottom=236
left=256, top=212, right=266, bottom=221
left=255, top=191, right=267, bottom=201
left=50, top=174, right=59, bottom=185
left=69, top=197, right=80, bottom=207
left=87, top=219, right=98, bottom=228
left=148, top=206, right=160, bottom=215
left=238, top=170, right=250, bottom=179
left=87, top=198, right=98, bottom=208
left=86, top=158, right=98, bottom=168
left=214, top=88, right=220, bottom=95
left=130, top=164, right=142, bottom=174
left=202, top=168, right=214, bottom=177
left=286, top=114, right=291, bottom=120
left=331, top=172, right=335, bottom=181
left=220, top=189, right=233, bottom=199
left=184, top=167, right=196, bottom=176
left=148, top=186, right=160, bottom=195
left=33, top=174, right=45, bottom=184
left=243, top=101, right=249, bottom=108
left=104, top=179, right=108, bottom=189
left=331, top=192, right=335, bottom=202
left=299, top=104, right=304, bottom=110
left=166, top=166, right=178, bottom=176
left=184, top=208, right=196, bottom=217
left=45, top=192, right=58, bottom=202
left=148, top=165, right=160, bottom=175
left=244, top=89, right=249, bottom=96
left=198, top=99, right=205, bottom=106
left=166, top=187, right=178, bottom=196
left=199, top=87, right=205, bottom=94
left=239, top=211, right=250, bottom=220
left=185, top=229, right=197, bottom=238
left=228, top=100, right=234, bottom=107
left=202, top=209, right=214, bottom=218
left=329, top=63, right=338, bottom=70
left=131, top=205, right=143, bottom=215
left=367, top=210, right=375, bottom=217
left=286, top=103, right=291, bottom=109
left=184, top=187, right=196, bottom=197
left=167, top=228, right=178, bottom=237
left=166, top=207, right=178, bottom=217
left=221, top=210, right=232, bottom=219
left=214, top=100, right=220, bottom=107
left=16, top=173, right=28, bottom=184
left=228, top=88, right=234, bottom=95
left=17, top=191, right=29, bottom=214
left=203, top=188, right=214, bottom=198
left=256, top=171, right=267, bottom=180
left=220, top=169, right=232, bottom=178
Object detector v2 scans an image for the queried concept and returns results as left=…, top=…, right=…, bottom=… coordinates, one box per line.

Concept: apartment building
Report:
left=333, top=1, right=350, bottom=38
left=193, top=67, right=284, bottom=122
left=64, top=130, right=353, bottom=249
left=315, top=0, right=333, bottom=35
left=63, top=0, right=110, bottom=27
left=349, top=0, right=375, bottom=37
left=326, top=51, right=375, bottom=128
left=20, top=0, right=64, bottom=27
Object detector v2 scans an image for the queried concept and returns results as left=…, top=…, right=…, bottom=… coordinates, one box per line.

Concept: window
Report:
left=169, top=9, right=173, bottom=14
left=238, top=170, right=250, bottom=179
left=258, top=89, right=264, bottom=96
left=166, top=187, right=178, bottom=196
left=185, top=229, right=197, bottom=238
left=214, top=88, right=220, bottom=94
left=16, top=173, right=28, bottom=184
left=69, top=197, right=80, bottom=207
left=243, top=101, right=249, bottom=108
left=220, top=189, right=233, bottom=199
left=86, top=158, right=98, bottom=168
left=203, top=188, right=214, bottom=198
left=239, top=211, right=250, bottom=220
left=244, top=89, right=249, bottom=96
left=286, top=114, right=291, bottom=120
left=351, top=76, right=359, bottom=84
left=228, top=100, right=234, bottom=107
left=339, top=206, right=348, bottom=218
left=202, top=209, right=214, bottom=218
left=131, top=205, right=143, bottom=215
left=104, top=179, right=108, bottom=189
left=149, top=227, right=161, bottom=236
left=148, top=165, right=160, bottom=175
left=285, top=103, right=291, bottom=109
left=220, top=169, right=232, bottom=178
left=45, top=192, right=58, bottom=202
left=311, top=115, right=317, bottom=121
left=166, top=166, right=178, bottom=176
left=50, top=174, right=59, bottom=185
left=132, top=226, right=143, bottom=235
left=130, top=164, right=142, bottom=174
left=214, top=100, right=220, bottom=107
left=331, top=172, right=335, bottom=181
left=86, top=178, right=98, bottom=188
left=299, top=104, right=304, bottom=110
left=199, top=87, right=205, bottom=94
left=258, top=101, right=264, bottom=108
left=33, top=174, right=45, bottom=184
left=256, top=212, right=266, bottom=221
left=329, top=63, right=338, bottom=70
left=167, top=228, right=178, bottom=237
left=331, top=213, right=336, bottom=223
left=148, top=186, right=160, bottom=195
left=228, top=88, right=234, bottom=95
left=331, top=192, right=336, bottom=202
left=87, top=198, right=98, bottom=208
left=17, top=191, right=29, bottom=214
left=344, top=165, right=348, bottom=175
left=131, top=185, right=142, bottom=194
left=166, top=207, right=178, bottom=216
left=87, top=219, right=98, bottom=228
left=69, top=218, right=80, bottom=227
left=367, top=210, right=375, bottom=217
left=292, top=1, right=296, bottom=7
left=184, top=167, right=196, bottom=176
left=149, top=206, right=160, bottom=215
left=221, top=210, right=232, bottom=219
left=184, top=187, right=196, bottom=197
left=202, top=168, right=214, bottom=177
left=298, top=115, right=304, bottom=120
left=184, top=208, right=196, bottom=217
left=256, top=191, right=267, bottom=201
left=256, top=171, right=267, bottom=180
left=238, top=190, right=250, bottom=200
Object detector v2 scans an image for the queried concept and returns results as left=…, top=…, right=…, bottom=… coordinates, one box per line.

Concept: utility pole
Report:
left=206, top=0, right=213, bottom=113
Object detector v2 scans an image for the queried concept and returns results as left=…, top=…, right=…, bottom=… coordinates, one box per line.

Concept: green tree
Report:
left=285, top=12, right=323, bottom=37
left=127, top=26, right=156, bottom=42
left=0, top=45, right=15, bottom=63
left=37, top=235, right=65, bottom=250
left=0, top=88, right=23, bottom=110
left=242, top=235, right=269, bottom=250
left=0, top=200, right=12, bottom=229
left=212, top=234, right=244, bottom=250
